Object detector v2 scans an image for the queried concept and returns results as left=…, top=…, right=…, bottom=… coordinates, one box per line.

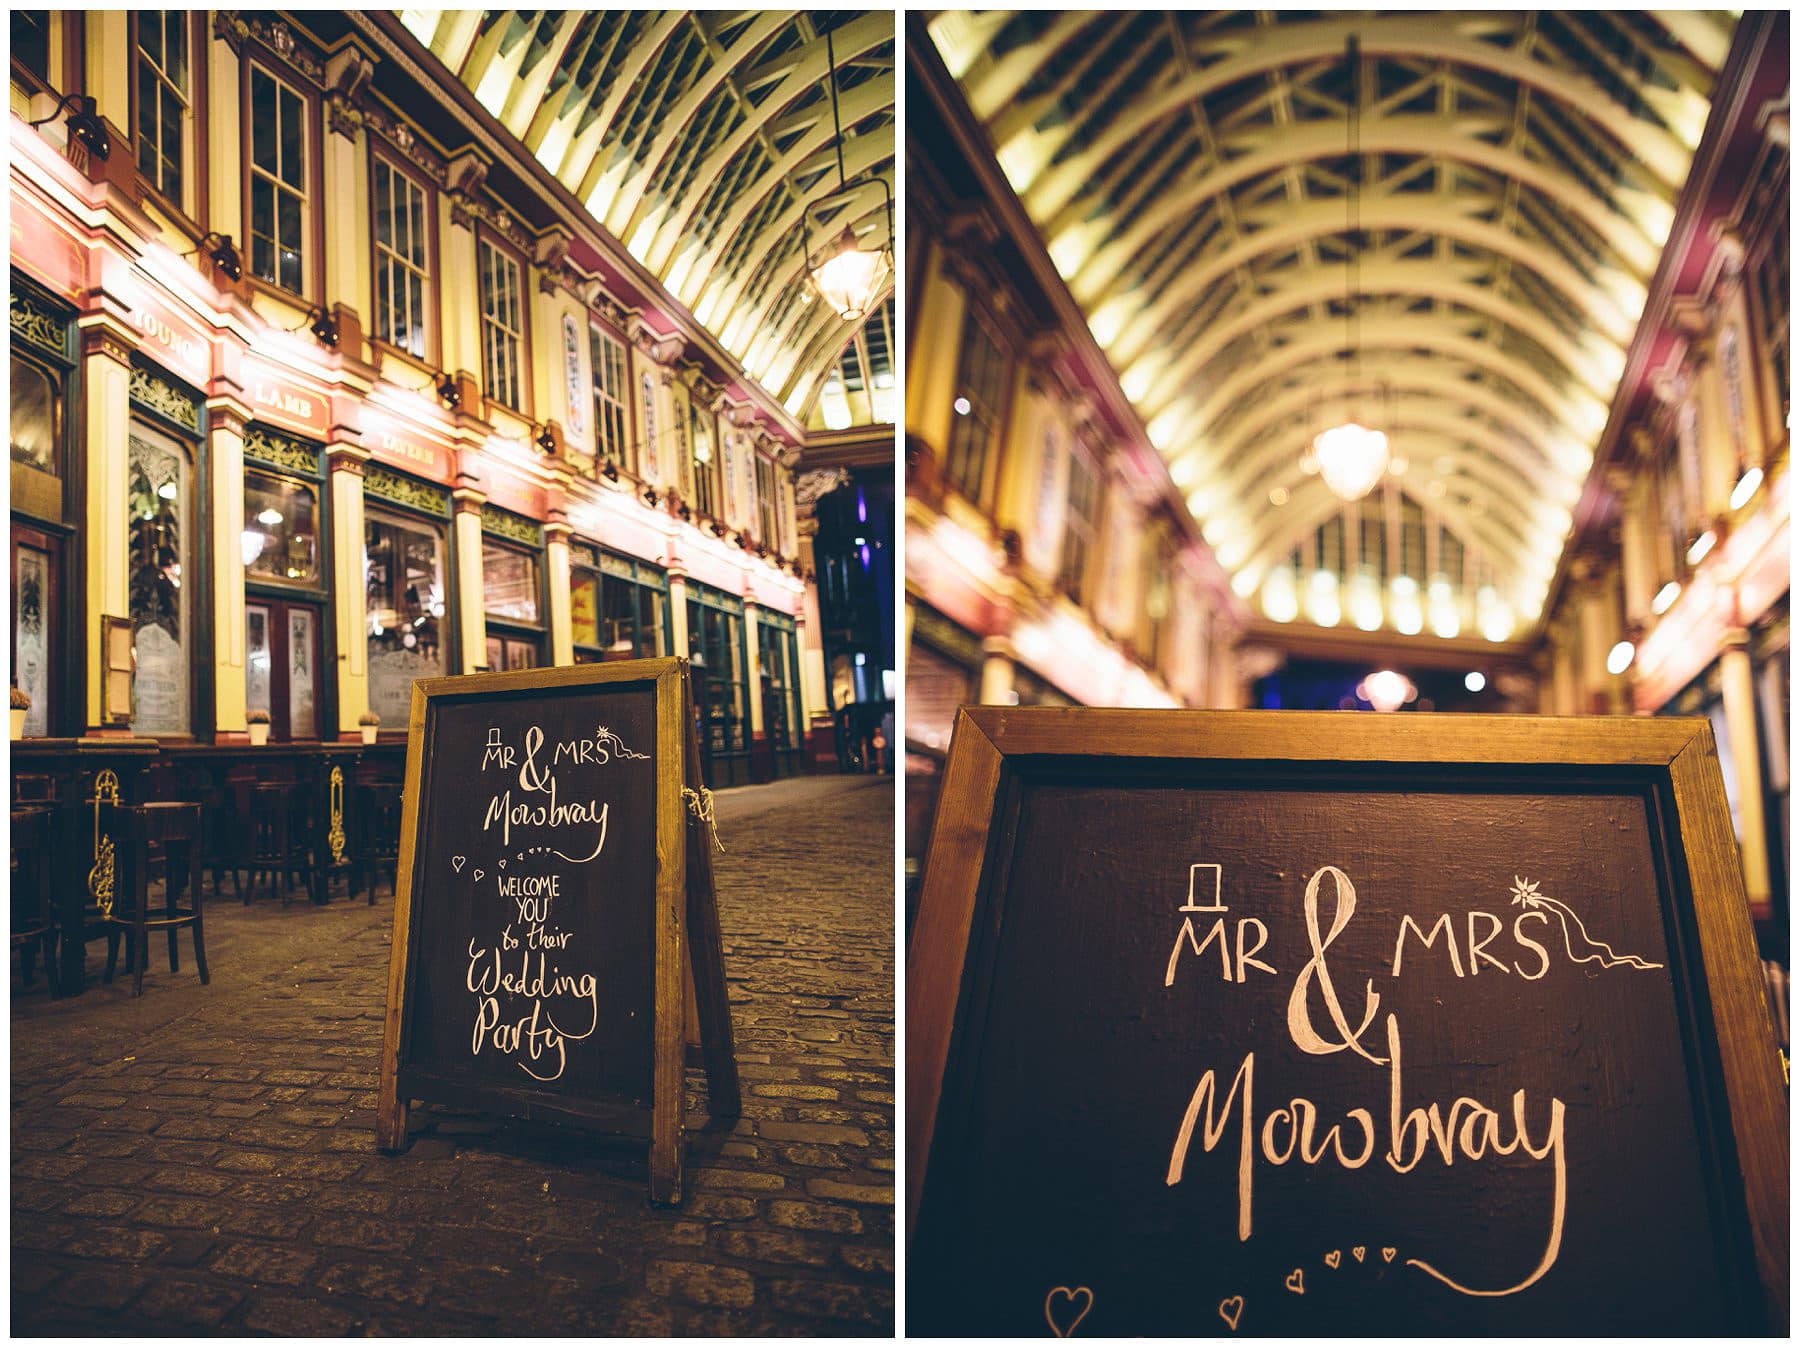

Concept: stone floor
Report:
left=11, top=773, right=895, bottom=1335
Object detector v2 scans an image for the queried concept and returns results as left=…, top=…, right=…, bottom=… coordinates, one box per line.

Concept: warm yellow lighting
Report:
left=1464, top=671, right=1487, bottom=693
left=1730, top=467, right=1763, bottom=511
left=1312, top=422, right=1390, bottom=502
left=1347, top=573, right=1383, bottom=631
left=1262, top=568, right=1299, bottom=624
left=1651, top=581, right=1681, bottom=615
left=1687, top=530, right=1716, bottom=565
left=1607, top=640, right=1636, bottom=676
left=1358, top=669, right=1415, bottom=713
left=257, top=507, right=283, bottom=526
left=1390, top=575, right=1423, bottom=635
left=810, top=228, right=884, bottom=321
left=1269, top=486, right=1289, bottom=506
left=1305, top=570, right=1341, bottom=628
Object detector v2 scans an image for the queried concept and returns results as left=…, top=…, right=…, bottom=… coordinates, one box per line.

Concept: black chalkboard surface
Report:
left=907, top=710, right=1787, bottom=1336
left=378, top=658, right=737, bottom=1203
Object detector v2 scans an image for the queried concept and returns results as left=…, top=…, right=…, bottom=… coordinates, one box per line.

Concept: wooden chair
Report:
left=104, top=802, right=210, bottom=997
left=351, top=779, right=404, bottom=905
left=11, top=806, right=60, bottom=996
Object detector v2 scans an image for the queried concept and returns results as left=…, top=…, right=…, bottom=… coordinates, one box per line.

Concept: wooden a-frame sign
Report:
left=908, top=709, right=1787, bottom=1335
left=377, top=657, right=738, bottom=1205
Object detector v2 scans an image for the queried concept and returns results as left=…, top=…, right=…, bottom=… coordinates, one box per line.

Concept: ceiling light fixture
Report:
left=1312, top=35, right=1390, bottom=504
left=1729, top=467, right=1763, bottom=511
left=1651, top=581, right=1681, bottom=615
left=796, top=27, right=893, bottom=323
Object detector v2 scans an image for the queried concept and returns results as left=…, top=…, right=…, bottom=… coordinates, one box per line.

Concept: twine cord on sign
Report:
left=683, top=786, right=725, bottom=853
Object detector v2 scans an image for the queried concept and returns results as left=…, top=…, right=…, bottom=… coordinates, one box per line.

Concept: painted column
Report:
left=1686, top=330, right=1738, bottom=525
left=441, top=184, right=485, bottom=399
left=744, top=601, right=765, bottom=736
left=328, top=442, right=371, bottom=733
left=321, top=52, right=373, bottom=359
left=84, top=11, right=130, bottom=127
left=904, top=244, right=967, bottom=458
left=1575, top=572, right=1620, bottom=714
left=1612, top=468, right=1655, bottom=629
left=668, top=571, right=690, bottom=660
left=452, top=486, right=487, bottom=672
left=208, top=16, right=244, bottom=242
left=798, top=574, right=829, bottom=721
left=208, top=393, right=251, bottom=733
left=978, top=635, right=1016, bottom=706
left=545, top=519, right=575, bottom=667
left=1550, top=625, right=1578, bottom=717
left=80, top=319, right=135, bottom=731
left=1718, top=628, right=1772, bottom=914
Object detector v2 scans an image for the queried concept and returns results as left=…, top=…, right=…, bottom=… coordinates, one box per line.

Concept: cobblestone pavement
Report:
left=12, top=774, right=895, bottom=1335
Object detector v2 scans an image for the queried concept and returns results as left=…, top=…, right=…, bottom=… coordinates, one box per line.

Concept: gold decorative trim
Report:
left=480, top=503, right=543, bottom=547
left=364, top=463, right=451, bottom=516
left=88, top=770, right=121, bottom=917
left=328, top=766, right=346, bottom=864
left=10, top=289, right=65, bottom=356
left=244, top=425, right=321, bottom=476
left=129, top=365, right=201, bottom=431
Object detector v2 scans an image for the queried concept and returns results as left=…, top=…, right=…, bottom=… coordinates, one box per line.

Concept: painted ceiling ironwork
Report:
left=402, top=9, right=895, bottom=420
left=928, top=9, right=1735, bottom=639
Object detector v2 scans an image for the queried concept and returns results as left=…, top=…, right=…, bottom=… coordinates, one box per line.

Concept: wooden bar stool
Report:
left=11, top=806, right=61, bottom=997
left=242, top=780, right=307, bottom=905
left=104, top=803, right=210, bottom=998
left=351, top=780, right=404, bottom=905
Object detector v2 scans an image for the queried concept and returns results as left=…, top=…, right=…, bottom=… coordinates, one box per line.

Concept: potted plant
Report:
left=10, top=687, right=29, bottom=740
left=358, top=710, right=381, bottom=745
left=246, top=707, right=271, bottom=746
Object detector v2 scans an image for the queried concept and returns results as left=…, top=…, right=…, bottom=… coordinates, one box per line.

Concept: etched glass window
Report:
left=242, top=470, right=319, bottom=585
left=127, top=423, right=191, bottom=734
left=481, top=540, right=540, bottom=623
left=364, top=510, right=446, bottom=726
left=10, top=355, right=58, bottom=474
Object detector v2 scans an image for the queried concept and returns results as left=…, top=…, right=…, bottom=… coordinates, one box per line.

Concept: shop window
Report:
left=590, top=324, right=631, bottom=471
left=483, top=536, right=543, bottom=669
left=945, top=308, right=1008, bottom=505
left=127, top=424, right=193, bottom=734
left=136, top=12, right=191, bottom=207
left=373, top=156, right=431, bottom=358
left=12, top=12, right=51, bottom=86
left=10, top=354, right=58, bottom=475
left=690, top=400, right=719, bottom=519
left=242, top=470, right=319, bottom=585
left=246, top=598, right=319, bottom=740
left=1058, top=450, right=1098, bottom=604
left=364, top=509, right=446, bottom=725
left=758, top=619, right=802, bottom=752
left=571, top=560, right=667, bottom=663
left=688, top=596, right=748, bottom=758
left=482, top=539, right=540, bottom=623
left=248, top=64, right=309, bottom=294
left=479, top=238, right=525, bottom=411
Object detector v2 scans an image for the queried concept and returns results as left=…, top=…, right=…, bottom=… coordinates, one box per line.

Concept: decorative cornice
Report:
left=244, top=425, right=322, bottom=477
left=128, top=365, right=200, bottom=431
left=366, top=463, right=451, bottom=516
left=10, top=288, right=67, bottom=358
left=480, top=503, right=543, bottom=547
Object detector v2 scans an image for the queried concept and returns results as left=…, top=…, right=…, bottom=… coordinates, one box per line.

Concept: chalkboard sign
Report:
left=908, top=710, right=1786, bottom=1335
left=378, top=657, right=738, bottom=1203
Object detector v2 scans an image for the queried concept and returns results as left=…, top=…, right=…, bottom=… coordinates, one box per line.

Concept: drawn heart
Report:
left=1382, top=1248, right=1397, bottom=1263
left=472, top=869, right=485, bottom=882
left=1284, top=1269, right=1304, bottom=1295
left=1043, top=1286, right=1093, bottom=1338
left=451, top=856, right=466, bottom=873
left=1217, top=1296, right=1243, bottom=1332
left=1324, top=1250, right=1341, bottom=1270
left=1352, top=1246, right=1366, bottom=1263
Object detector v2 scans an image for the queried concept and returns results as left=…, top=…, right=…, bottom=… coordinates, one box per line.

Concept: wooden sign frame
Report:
left=377, top=656, right=738, bottom=1205
left=907, top=708, right=1788, bottom=1331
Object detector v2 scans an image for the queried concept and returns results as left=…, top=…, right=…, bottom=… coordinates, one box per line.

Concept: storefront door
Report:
left=10, top=521, right=58, bottom=737
left=247, top=597, right=322, bottom=741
